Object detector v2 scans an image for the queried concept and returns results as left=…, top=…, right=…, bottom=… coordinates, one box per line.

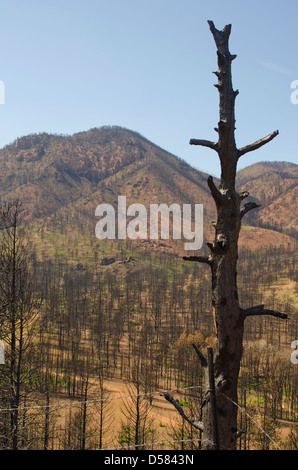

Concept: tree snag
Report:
left=183, top=20, right=287, bottom=450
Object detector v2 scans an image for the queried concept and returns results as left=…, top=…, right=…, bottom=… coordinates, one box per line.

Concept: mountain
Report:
left=0, top=126, right=296, bottom=262
left=236, top=162, right=297, bottom=236
left=0, top=127, right=213, bottom=219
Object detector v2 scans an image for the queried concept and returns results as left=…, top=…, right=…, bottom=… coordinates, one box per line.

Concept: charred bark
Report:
left=184, top=20, right=285, bottom=450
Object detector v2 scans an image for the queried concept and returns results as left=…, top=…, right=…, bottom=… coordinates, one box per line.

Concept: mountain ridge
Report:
left=0, top=126, right=296, bottom=260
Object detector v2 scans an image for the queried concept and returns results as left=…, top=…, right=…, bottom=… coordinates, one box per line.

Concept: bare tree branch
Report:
left=162, top=393, right=204, bottom=432
left=183, top=256, right=213, bottom=267
left=207, top=21, right=232, bottom=48
left=240, top=202, right=261, bottom=219
left=189, top=139, right=218, bottom=152
left=241, top=305, right=288, bottom=320
left=239, top=191, right=249, bottom=200
left=207, top=176, right=222, bottom=205
left=192, top=343, right=208, bottom=367
left=238, top=130, right=279, bottom=158
left=236, top=428, right=246, bottom=439
left=206, top=242, right=214, bottom=253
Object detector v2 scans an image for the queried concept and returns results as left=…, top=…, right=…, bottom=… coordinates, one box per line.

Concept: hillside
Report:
left=0, top=126, right=296, bottom=261
left=236, top=162, right=298, bottom=236
left=0, top=126, right=297, bottom=451
left=0, top=127, right=213, bottom=219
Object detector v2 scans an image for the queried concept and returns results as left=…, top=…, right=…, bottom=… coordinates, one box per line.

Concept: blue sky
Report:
left=0, top=0, right=297, bottom=177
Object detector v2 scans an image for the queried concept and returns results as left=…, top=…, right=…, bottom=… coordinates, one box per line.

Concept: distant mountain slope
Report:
left=0, top=126, right=296, bottom=260
left=0, top=126, right=214, bottom=222
left=236, top=161, right=297, bottom=235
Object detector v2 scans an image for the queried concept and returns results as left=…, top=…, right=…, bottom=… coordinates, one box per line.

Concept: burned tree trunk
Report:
left=183, top=21, right=287, bottom=450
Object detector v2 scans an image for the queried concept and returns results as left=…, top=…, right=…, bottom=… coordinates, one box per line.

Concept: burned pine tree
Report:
left=165, top=21, right=288, bottom=450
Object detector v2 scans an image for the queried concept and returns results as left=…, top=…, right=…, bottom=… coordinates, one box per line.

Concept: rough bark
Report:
left=185, top=21, right=285, bottom=450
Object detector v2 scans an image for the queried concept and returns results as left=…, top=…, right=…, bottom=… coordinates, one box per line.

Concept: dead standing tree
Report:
left=166, top=21, right=288, bottom=450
